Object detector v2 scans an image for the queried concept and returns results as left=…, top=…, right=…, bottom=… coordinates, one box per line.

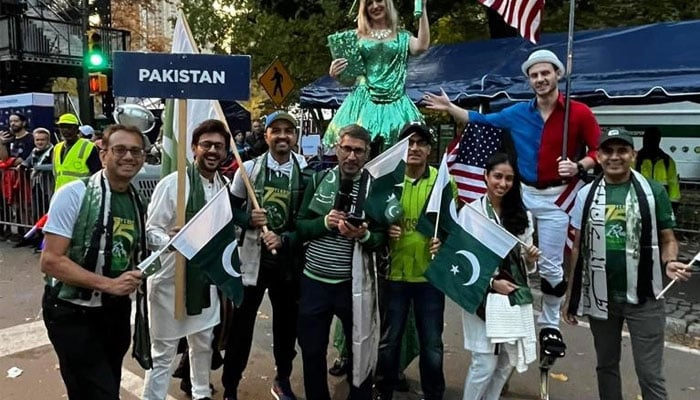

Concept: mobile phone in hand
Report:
left=346, top=215, right=365, bottom=229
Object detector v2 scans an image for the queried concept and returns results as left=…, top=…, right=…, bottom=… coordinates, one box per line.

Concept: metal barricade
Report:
left=0, top=166, right=50, bottom=230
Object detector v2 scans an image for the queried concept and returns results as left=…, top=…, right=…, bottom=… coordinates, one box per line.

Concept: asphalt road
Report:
left=1, top=241, right=699, bottom=400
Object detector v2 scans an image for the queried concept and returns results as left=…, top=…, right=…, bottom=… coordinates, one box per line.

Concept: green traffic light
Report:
left=87, top=51, right=106, bottom=69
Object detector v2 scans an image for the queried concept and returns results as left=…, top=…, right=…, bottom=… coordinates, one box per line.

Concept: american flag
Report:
left=560, top=178, right=585, bottom=251
left=478, top=0, right=545, bottom=43
left=446, top=123, right=506, bottom=203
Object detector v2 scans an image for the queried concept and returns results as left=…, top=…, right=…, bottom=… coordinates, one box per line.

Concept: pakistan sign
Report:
left=112, top=52, right=251, bottom=100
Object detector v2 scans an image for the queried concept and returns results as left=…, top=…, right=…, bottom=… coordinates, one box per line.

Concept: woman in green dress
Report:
left=325, top=0, right=430, bottom=150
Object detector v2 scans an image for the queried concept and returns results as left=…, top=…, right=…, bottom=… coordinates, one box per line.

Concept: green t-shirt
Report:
left=109, top=191, right=139, bottom=275
left=604, top=180, right=676, bottom=303
left=388, top=169, right=436, bottom=282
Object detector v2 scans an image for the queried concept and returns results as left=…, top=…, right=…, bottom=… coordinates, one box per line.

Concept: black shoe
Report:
left=271, top=377, right=297, bottom=400
left=328, top=357, right=349, bottom=377
left=179, top=378, right=192, bottom=396
left=539, top=327, right=567, bottom=358
left=394, top=372, right=409, bottom=392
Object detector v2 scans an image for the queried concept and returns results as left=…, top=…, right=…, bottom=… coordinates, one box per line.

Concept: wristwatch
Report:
left=576, top=162, right=586, bottom=179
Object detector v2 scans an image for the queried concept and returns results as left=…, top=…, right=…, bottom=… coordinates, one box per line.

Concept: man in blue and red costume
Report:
left=424, top=49, right=601, bottom=360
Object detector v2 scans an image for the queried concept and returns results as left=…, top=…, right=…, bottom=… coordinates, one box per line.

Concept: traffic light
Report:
left=86, top=29, right=107, bottom=70
left=88, top=73, right=109, bottom=94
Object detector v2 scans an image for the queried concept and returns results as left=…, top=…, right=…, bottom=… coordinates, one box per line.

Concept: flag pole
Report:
left=212, top=102, right=277, bottom=255
left=561, top=0, right=576, bottom=161
left=176, top=11, right=276, bottom=255
left=655, top=251, right=699, bottom=299
left=174, top=99, right=187, bottom=320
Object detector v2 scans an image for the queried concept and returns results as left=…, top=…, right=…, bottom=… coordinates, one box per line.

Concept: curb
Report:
left=529, top=287, right=700, bottom=344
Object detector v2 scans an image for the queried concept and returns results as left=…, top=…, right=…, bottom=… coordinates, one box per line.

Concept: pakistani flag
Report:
left=416, top=155, right=459, bottom=240
left=364, top=136, right=410, bottom=225
left=418, top=154, right=518, bottom=313
left=169, top=186, right=244, bottom=305
left=161, top=11, right=221, bottom=177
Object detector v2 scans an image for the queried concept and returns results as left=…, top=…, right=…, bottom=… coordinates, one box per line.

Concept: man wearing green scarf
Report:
left=222, top=111, right=312, bottom=400
left=143, top=119, right=231, bottom=400
left=41, top=124, right=147, bottom=400
left=297, top=124, right=387, bottom=400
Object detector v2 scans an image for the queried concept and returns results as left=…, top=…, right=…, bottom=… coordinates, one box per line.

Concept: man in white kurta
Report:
left=142, top=119, right=232, bottom=400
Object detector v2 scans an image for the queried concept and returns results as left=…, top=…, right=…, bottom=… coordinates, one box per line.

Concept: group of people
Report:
left=0, top=112, right=102, bottom=242
left=33, top=1, right=694, bottom=400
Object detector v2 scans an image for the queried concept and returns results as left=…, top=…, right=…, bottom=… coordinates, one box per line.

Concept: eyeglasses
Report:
left=108, top=146, right=145, bottom=158
left=197, top=141, right=226, bottom=151
left=337, top=145, right=367, bottom=157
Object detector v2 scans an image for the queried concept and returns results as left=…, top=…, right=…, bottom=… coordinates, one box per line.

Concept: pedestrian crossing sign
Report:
left=259, top=58, right=294, bottom=106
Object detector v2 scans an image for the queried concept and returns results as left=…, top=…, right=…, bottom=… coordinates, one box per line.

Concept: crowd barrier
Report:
left=0, top=164, right=161, bottom=230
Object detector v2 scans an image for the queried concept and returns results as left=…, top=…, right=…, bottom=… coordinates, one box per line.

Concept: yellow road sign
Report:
left=259, top=59, right=294, bottom=106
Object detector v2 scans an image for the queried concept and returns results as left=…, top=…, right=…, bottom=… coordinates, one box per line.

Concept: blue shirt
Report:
left=468, top=95, right=600, bottom=184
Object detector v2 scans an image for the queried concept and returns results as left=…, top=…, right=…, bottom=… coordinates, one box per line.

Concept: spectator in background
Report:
left=636, top=127, right=681, bottom=212
left=0, top=113, right=35, bottom=237
left=21, top=128, right=55, bottom=226
left=0, top=113, right=34, bottom=165
left=79, top=125, right=95, bottom=140
left=245, top=119, right=268, bottom=158
left=52, top=113, right=101, bottom=192
left=233, top=130, right=249, bottom=157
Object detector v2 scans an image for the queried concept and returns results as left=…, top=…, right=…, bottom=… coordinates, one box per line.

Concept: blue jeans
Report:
left=376, top=281, right=445, bottom=400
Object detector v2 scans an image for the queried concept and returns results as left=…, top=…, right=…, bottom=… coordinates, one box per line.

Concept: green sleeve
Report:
left=296, top=173, right=330, bottom=242
left=651, top=180, right=676, bottom=230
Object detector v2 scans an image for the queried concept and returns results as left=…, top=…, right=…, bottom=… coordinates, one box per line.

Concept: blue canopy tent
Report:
left=300, top=20, right=700, bottom=109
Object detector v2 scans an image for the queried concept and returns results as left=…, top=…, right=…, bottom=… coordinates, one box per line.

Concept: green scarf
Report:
left=308, top=167, right=341, bottom=216
left=250, top=153, right=304, bottom=232
left=184, top=165, right=213, bottom=315
left=54, top=172, right=146, bottom=300
left=483, top=197, right=533, bottom=306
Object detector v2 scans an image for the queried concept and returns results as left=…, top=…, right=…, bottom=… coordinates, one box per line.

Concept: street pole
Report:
left=79, top=0, right=94, bottom=125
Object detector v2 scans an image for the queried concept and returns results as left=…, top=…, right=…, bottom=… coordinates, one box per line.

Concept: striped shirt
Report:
left=304, top=180, right=360, bottom=283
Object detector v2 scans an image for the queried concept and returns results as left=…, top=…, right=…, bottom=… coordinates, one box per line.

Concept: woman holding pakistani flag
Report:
left=437, top=152, right=541, bottom=400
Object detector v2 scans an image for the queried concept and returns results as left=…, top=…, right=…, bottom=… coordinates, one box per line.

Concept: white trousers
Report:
left=462, top=351, right=513, bottom=400
left=522, top=185, right=569, bottom=330
left=142, top=327, right=214, bottom=400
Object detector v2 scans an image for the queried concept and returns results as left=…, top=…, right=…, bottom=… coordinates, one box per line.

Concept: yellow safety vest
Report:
left=638, top=157, right=680, bottom=202
left=53, top=139, right=95, bottom=191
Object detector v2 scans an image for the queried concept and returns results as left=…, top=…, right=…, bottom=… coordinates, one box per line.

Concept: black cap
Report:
left=399, top=122, right=433, bottom=145
left=599, top=129, right=634, bottom=147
